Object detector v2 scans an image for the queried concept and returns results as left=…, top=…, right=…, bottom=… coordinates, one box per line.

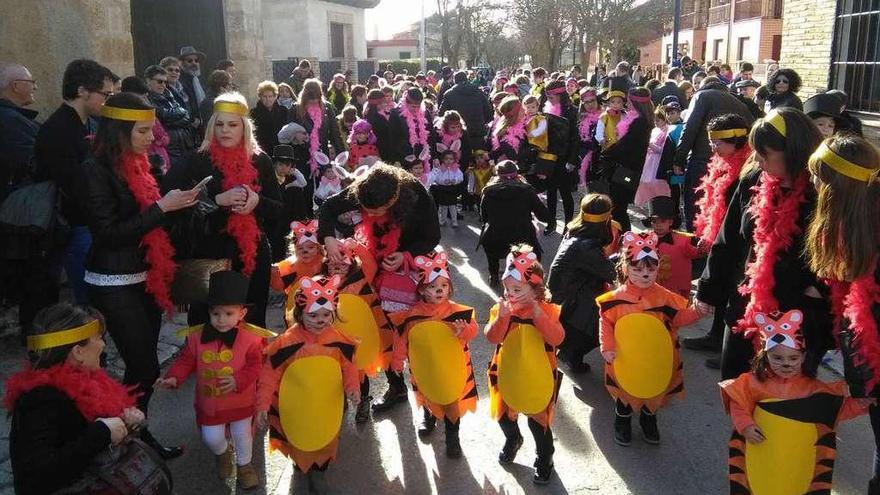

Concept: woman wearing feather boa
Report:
left=390, top=87, right=437, bottom=167
left=695, top=108, right=833, bottom=381
left=174, top=92, right=284, bottom=328
left=577, top=87, right=602, bottom=187
left=804, top=134, right=880, bottom=494
left=81, top=93, right=200, bottom=458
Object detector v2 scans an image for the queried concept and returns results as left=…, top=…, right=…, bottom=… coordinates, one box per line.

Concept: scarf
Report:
left=828, top=261, right=880, bottom=394
left=4, top=364, right=136, bottom=422
left=694, top=146, right=752, bottom=245
left=615, top=110, right=638, bottom=142
left=208, top=142, right=261, bottom=276
left=306, top=103, right=324, bottom=173
left=736, top=172, right=810, bottom=337
left=355, top=213, right=402, bottom=259
left=578, top=110, right=601, bottom=184
left=491, top=116, right=527, bottom=153
left=398, top=103, right=429, bottom=151
left=119, top=152, right=177, bottom=313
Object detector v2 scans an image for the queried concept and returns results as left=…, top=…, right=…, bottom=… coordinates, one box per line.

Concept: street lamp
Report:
left=420, top=0, right=427, bottom=72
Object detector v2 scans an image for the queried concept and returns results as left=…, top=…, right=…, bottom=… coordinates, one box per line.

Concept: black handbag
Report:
left=611, top=165, right=639, bottom=191
left=53, top=438, right=173, bottom=495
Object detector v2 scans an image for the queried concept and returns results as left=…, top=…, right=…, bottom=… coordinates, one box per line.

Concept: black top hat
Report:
left=804, top=93, right=843, bottom=120
left=273, top=144, right=296, bottom=161
left=647, top=196, right=676, bottom=219
left=206, top=271, right=250, bottom=306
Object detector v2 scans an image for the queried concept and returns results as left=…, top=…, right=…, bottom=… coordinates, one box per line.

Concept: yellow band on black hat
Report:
left=26, top=320, right=100, bottom=351
left=213, top=101, right=249, bottom=116
left=765, top=110, right=786, bottom=137
left=582, top=211, right=611, bottom=223
left=100, top=106, right=156, bottom=122
left=708, top=128, right=748, bottom=140
left=813, top=142, right=878, bottom=183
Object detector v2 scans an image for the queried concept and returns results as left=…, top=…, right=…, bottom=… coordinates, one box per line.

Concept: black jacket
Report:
left=365, top=108, right=395, bottom=164
left=767, top=91, right=803, bottom=111
left=289, top=102, right=344, bottom=158
left=0, top=98, right=39, bottom=203
left=479, top=179, right=551, bottom=259
left=651, top=81, right=686, bottom=106
left=317, top=180, right=440, bottom=258
left=82, top=156, right=167, bottom=275
left=734, top=93, right=764, bottom=120
left=439, top=83, right=493, bottom=141
left=548, top=231, right=616, bottom=353
left=250, top=102, right=289, bottom=153
left=674, top=83, right=754, bottom=168
left=389, top=107, right=438, bottom=165
left=148, top=90, right=197, bottom=158
left=10, top=386, right=112, bottom=495
left=34, top=104, right=92, bottom=226
left=597, top=114, right=652, bottom=204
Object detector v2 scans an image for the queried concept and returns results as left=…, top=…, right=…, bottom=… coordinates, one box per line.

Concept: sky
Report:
left=364, top=0, right=438, bottom=40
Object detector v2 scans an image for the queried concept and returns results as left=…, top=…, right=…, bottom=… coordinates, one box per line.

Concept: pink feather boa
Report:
left=578, top=110, right=601, bottom=184
left=693, top=145, right=752, bottom=245
left=398, top=102, right=429, bottom=151
left=615, top=110, right=638, bottom=142
left=306, top=103, right=324, bottom=173
left=491, top=117, right=527, bottom=154
left=736, top=172, right=810, bottom=338
left=437, top=126, right=463, bottom=162
left=543, top=101, right=562, bottom=117
left=828, top=261, right=880, bottom=393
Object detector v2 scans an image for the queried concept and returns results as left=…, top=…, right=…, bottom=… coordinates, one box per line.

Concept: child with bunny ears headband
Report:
left=596, top=231, right=702, bottom=447
left=387, top=247, right=478, bottom=459
left=270, top=219, right=326, bottom=326
left=313, top=150, right=352, bottom=204
left=428, top=147, right=465, bottom=228
left=718, top=308, right=869, bottom=493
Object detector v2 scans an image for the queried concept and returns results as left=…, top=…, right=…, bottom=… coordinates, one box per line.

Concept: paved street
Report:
left=0, top=209, right=875, bottom=494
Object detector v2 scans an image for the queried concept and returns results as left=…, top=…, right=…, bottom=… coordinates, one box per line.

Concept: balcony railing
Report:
left=734, top=0, right=764, bottom=20
left=680, top=11, right=695, bottom=30
left=708, top=4, right=730, bottom=25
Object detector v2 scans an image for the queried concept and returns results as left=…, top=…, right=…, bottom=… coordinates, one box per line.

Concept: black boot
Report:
left=355, top=395, right=372, bottom=424
left=533, top=457, right=554, bottom=485
left=371, top=375, right=407, bottom=413
left=639, top=412, right=660, bottom=445
left=869, top=477, right=880, bottom=495
left=418, top=409, right=436, bottom=437
left=613, top=413, right=632, bottom=447
left=445, top=420, right=462, bottom=458
left=497, top=417, right=523, bottom=464
left=682, top=333, right=722, bottom=352
left=140, top=427, right=184, bottom=460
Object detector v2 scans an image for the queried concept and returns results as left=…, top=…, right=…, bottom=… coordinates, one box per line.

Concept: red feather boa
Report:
left=119, top=152, right=177, bottom=313
left=208, top=142, right=261, bottom=275
left=693, top=146, right=752, bottom=245
left=4, top=364, right=136, bottom=421
left=829, top=261, right=880, bottom=393
left=355, top=213, right=402, bottom=260
left=736, top=172, right=810, bottom=337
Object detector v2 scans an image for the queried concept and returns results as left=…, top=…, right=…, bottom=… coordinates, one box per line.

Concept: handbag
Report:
left=611, top=165, right=639, bottom=191
left=373, top=254, right=418, bottom=307
left=54, top=438, right=173, bottom=495
left=171, top=258, right=231, bottom=305
left=0, top=181, right=57, bottom=233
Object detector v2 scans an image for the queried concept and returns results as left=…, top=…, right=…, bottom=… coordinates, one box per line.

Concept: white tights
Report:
left=200, top=417, right=253, bottom=465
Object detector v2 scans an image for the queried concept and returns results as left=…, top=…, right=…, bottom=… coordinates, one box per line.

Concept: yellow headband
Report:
left=813, top=142, right=878, bottom=183
left=582, top=211, right=612, bottom=223
left=708, top=128, right=748, bottom=140
left=765, top=110, right=787, bottom=137
left=213, top=101, right=249, bottom=117
left=605, top=90, right=625, bottom=100
left=27, top=320, right=101, bottom=352
left=100, top=106, right=156, bottom=122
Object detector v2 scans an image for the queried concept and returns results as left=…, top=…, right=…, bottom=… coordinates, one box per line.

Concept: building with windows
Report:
left=366, top=39, right=420, bottom=61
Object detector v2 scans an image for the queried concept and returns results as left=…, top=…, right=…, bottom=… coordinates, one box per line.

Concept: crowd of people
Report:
left=0, top=46, right=878, bottom=495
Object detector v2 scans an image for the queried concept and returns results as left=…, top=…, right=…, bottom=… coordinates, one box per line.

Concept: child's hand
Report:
left=347, top=391, right=360, bottom=406
left=601, top=351, right=616, bottom=364
left=154, top=377, right=178, bottom=389
left=255, top=411, right=269, bottom=430
left=217, top=376, right=237, bottom=394
left=742, top=424, right=765, bottom=444
left=498, top=300, right=512, bottom=320
left=121, top=407, right=145, bottom=428
left=452, top=319, right=467, bottom=336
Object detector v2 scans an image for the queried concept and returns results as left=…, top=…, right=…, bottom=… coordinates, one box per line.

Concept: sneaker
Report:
left=372, top=384, right=407, bottom=413
left=682, top=334, right=722, bottom=352
left=498, top=434, right=523, bottom=464
left=533, top=459, right=554, bottom=485
left=355, top=396, right=372, bottom=424
left=613, top=414, right=632, bottom=447
left=418, top=414, right=437, bottom=438
left=236, top=462, right=260, bottom=490
left=216, top=445, right=235, bottom=479
left=639, top=413, right=660, bottom=445
left=705, top=357, right=721, bottom=370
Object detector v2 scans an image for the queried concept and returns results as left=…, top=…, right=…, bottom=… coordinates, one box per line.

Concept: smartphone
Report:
left=193, top=175, right=213, bottom=190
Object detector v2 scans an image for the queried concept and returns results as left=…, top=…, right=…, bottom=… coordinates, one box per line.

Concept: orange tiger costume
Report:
left=271, top=220, right=324, bottom=325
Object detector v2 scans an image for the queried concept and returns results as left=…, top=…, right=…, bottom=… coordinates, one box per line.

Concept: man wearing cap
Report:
left=436, top=66, right=455, bottom=105
left=439, top=71, right=494, bottom=152
left=178, top=46, right=207, bottom=125
left=733, top=79, right=763, bottom=119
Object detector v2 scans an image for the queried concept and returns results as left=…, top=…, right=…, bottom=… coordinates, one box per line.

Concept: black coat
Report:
left=479, top=180, right=551, bottom=259
left=34, top=104, right=92, bottom=226
left=365, top=108, right=395, bottom=164
left=768, top=91, right=803, bottom=111
left=597, top=114, right=652, bottom=204
left=674, top=83, right=754, bottom=167
left=547, top=232, right=616, bottom=354
left=289, top=102, right=344, bottom=158
left=250, top=102, right=289, bottom=153
left=389, top=107, right=438, bottom=165
left=148, top=90, right=197, bottom=159
left=317, top=180, right=440, bottom=258
left=265, top=175, right=308, bottom=261
left=651, top=81, right=686, bottom=106
left=10, top=386, right=112, bottom=495
left=438, top=83, right=493, bottom=141
left=82, top=157, right=168, bottom=275
left=0, top=98, right=39, bottom=204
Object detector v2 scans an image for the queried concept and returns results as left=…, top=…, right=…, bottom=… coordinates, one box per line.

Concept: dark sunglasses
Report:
left=776, top=78, right=789, bottom=84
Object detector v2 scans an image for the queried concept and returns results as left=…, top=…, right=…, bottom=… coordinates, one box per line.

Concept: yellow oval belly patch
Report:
left=408, top=320, right=467, bottom=405
left=278, top=355, right=344, bottom=452
left=498, top=323, right=554, bottom=414
left=613, top=313, right=673, bottom=399
left=336, top=293, right=380, bottom=371
left=746, top=400, right=817, bottom=495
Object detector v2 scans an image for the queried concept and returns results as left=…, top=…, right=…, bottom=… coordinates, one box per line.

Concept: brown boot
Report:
left=215, top=445, right=235, bottom=479
left=236, top=462, right=260, bottom=490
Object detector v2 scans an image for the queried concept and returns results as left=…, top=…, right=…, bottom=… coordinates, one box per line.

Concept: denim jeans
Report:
left=682, top=158, right=708, bottom=232
left=64, top=226, right=92, bottom=304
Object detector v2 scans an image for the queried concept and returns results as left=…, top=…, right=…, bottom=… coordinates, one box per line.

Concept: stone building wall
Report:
left=779, top=0, right=836, bottom=96
left=224, top=0, right=270, bottom=103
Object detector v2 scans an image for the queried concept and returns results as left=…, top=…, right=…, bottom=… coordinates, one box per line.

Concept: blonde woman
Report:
left=174, top=92, right=283, bottom=327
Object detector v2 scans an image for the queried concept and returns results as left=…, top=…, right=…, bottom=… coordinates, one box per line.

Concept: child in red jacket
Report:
left=156, top=271, right=274, bottom=489
left=645, top=196, right=704, bottom=298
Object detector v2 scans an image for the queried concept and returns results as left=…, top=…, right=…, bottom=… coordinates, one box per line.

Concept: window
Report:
left=399, top=51, right=412, bottom=59
left=771, top=35, right=781, bottom=61
left=713, top=39, right=724, bottom=60
left=831, top=0, right=880, bottom=113
left=737, top=37, right=750, bottom=61
left=330, top=22, right=345, bottom=58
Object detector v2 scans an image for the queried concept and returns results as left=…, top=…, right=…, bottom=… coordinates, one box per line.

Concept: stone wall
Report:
left=224, top=0, right=270, bottom=102
left=0, top=0, right=134, bottom=116
left=779, top=0, right=836, bottom=96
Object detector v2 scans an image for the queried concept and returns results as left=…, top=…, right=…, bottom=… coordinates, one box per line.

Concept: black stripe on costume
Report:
left=326, top=342, right=356, bottom=361
left=818, top=459, right=835, bottom=468
left=667, top=382, right=684, bottom=395
left=605, top=373, right=619, bottom=388
left=281, top=272, right=297, bottom=288
left=510, top=316, right=534, bottom=325
left=544, top=343, right=554, bottom=352
left=598, top=299, right=634, bottom=313
left=400, top=314, right=430, bottom=330
left=463, top=384, right=478, bottom=400
left=269, top=406, right=280, bottom=416
left=645, top=305, right=678, bottom=321
left=756, top=393, right=844, bottom=428
left=443, top=309, right=474, bottom=323
left=343, top=269, right=366, bottom=289
left=359, top=283, right=374, bottom=296
left=270, top=342, right=305, bottom=368
left=729, top=481, right=750, bottom=495
left=812, top=470, right=834, bottom=484
left=488, top=374, right=498, bottom=386
left=269, top=426, right=286, bottom=441
left=816, top=431, right=837, bottom=448
left=728, top=463, right=744, bottom=475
